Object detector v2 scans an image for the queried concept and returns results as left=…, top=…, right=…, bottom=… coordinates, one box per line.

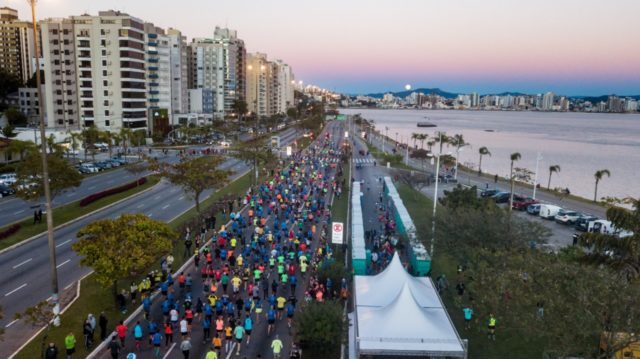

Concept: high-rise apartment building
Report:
left=273, top=59, right=294, bottom=114
left=167, top=28, right=188, bottom=117
left=40, top=18, right=79, bottom=129
left=145, top=23, right=172, bottom=135
left=0, top=7, right=39, bottom=84
left=187, top=27, right=246, bottom=118
left=246, top=52, right=270, bottom=118
left=542, top=92, right=555, bottom=111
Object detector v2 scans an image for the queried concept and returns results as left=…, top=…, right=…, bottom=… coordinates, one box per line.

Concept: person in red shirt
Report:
left=115, top=320, right=127, bottom=346
left=164, top=322, right=173, bottom=346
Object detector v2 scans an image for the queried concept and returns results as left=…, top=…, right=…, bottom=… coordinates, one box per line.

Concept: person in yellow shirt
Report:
left=276, top=296, right=287, bottom=319
left=211, top=334, right=222, bottom=356
left=237, top=255, right=243, bottom=267
left=206, top=347, right=218, bottom=359
left=230, top=237, right=237, bottom=249
left=224, top=324, right=233, bottom=353
left=231, top=275, right=242, bottom=294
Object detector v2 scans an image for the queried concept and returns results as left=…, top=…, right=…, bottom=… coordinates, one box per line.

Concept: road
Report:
left=0, top=128, right=298, bottom=228
left=91, top=121, right=344, bottom=359
left=351, top=128, right=584, bottom=251
left=0, top=128, right=300, bottom=355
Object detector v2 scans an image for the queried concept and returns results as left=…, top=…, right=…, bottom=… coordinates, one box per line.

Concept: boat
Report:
left=417, top=121, right=436, bottom=127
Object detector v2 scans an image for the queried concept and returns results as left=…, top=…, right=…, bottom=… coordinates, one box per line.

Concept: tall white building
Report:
left=145, top=23, right=172, bottom=134
left=542, top=92, right=555, bottom=111
left=167, top=28, right=188, bottom=117
left=273, top=59, right=294, bottom=115
left=0, top=7, right=39, bottom=84
left=187, top=27, right=246, bottom=118
left=246, top=52, right=269, bottom=118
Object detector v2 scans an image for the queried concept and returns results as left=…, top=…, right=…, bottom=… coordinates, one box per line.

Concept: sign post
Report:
left=331, top=222, right=344, bottom=244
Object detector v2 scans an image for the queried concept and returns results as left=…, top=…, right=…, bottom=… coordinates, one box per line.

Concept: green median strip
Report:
left=0, top=176, right=160, bottom=251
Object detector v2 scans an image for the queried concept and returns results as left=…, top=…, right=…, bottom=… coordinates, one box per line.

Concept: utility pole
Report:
left=532, top=152, right=542, bottom=199
left=430, top=131, right=442, bottom=258
left=30, top=0, right=60, bottom=323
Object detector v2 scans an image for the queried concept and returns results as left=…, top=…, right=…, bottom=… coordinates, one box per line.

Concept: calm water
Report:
left=341, top=109, right=640, bottom=202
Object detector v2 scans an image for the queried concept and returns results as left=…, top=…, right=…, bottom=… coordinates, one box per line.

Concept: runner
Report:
left=271, top=335, right=284, bottom=359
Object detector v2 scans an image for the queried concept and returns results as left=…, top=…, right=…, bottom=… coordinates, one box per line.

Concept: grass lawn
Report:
left=396, top=181, right=546, bottom=358
left=0, top=176, right=160, bottom=251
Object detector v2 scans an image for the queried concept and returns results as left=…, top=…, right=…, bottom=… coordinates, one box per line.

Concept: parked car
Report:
left=555, top=210, right=581, bottom=225
left=480, top=189, right=500, bottom=198
left=0, top=173, right=17, bottom=186
left=94, top=161, right=112, bottom=171
left=219, top=141, right=232, bottom=148
left=527, top=203, right=541, bottom=215
left=574, top=215, right=599, bottom=231
left=438, top=174, right=458, bottom=183
left=110, top=157, right=126, bottom=165
left=490, top=192, right=511, bottom=203
left=587, top=219, right=633, bottom=238
left=512, top=197, right=539, bottom=211
left=106, top=159, right=121, bottom=167
left=0, top=184, right=15, bottom=198
left=79, top=164, right=99, bottom=174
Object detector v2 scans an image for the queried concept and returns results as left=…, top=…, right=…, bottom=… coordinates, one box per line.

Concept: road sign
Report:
left=332, top=222, right=344, bottom=244
left=286, top=146, right=292, bottom=156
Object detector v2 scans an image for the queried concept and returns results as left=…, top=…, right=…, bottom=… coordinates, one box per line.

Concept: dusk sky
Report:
left=10, top=0, right=640, bottom=95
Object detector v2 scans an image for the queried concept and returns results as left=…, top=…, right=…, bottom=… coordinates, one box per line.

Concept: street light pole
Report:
left=430, top=131, right=443, bottom=258
left=532, top=152, right=542, bottom=199
left=30, top=0, right=60, bottom=321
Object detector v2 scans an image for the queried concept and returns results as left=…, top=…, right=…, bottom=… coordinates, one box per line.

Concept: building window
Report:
left=58, top=119, right=64, bottom=125
left=103, top=80, right=108, bottom=86
left=102, top=70, right=107, bottom=76
left=102, top=49, right=107, bottom=56
left=53, top=49, right=59, bottom=55
left=51, top=29, right=58, bottom=35
left=102, top=60, right=107, bottom=66
left=104, top=90, right=108, bottom=96
left=105, top=120, right=110, bottom=126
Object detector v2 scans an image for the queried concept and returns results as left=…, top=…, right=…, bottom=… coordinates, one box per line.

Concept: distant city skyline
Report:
left=8, top=0, right=640, bottom=96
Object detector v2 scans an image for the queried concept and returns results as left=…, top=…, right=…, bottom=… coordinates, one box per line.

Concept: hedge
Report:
left=79, top=177, right=147, bottom=207
left=0, top=224, right=21, bottom=241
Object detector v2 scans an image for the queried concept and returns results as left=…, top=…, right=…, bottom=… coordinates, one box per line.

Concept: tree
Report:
left=14, top=150, right=83, bottom=201
left=594, top=169, right=611, bottom=202
left=409, top=148, right=429, bottom=171
left=81, top=126, right=101, bottom=162
left=478, top=146, right=491, bottom=175
left=232, top=137, right=276, bottom=185
left=286, top=107, right=298, bottom=119
left=547, top=165, right=561, bottom=190
left=46, top=133, right=57, bottom=154
left=100, top=130, right=115, bottom=158
left=65, top=131, right=82, bottom=160
left=3, top=107, right=28, bottom=126
left=411, top=132, right=420, bottom=148
left=119, top=127, right=133, bottom=161
left=579, top=197, right=640, bottom=281
left=14, top=301, right=57, bottom=358
left=441, top=184, right=486, bottom=211
left=293, top=301, right=345, bottom=359
left=1, top=124, right=17, bottom=138
left=125, top=162, right=148, bottom=185
left=7, top=139, right=35, bottom=161
left=434, top=131, right=449, bottom=154
left=232, top=99, right=248, bottom=119
left=0, top=69, right=21, bottom=102
left=152, top=156, right=231, bottom=213
left=73, top=214, right=176, bottom=304
left=508, top=152, right=521, bottom=211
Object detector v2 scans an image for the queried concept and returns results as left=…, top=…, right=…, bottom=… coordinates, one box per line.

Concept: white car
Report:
left=555, top=210, right=580, bottom=225
left=79, top=164, right=100, bottom=173
left=219, top=141, right=231, bottom=148
left=0, top=173, right=17, bottom=186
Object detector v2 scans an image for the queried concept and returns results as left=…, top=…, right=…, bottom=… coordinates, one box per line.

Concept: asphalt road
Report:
left=0, top=128, right=298, bottom=228
left=1, top=128, right=300, bottom=355
left=91, top=121, right=343, bottom=359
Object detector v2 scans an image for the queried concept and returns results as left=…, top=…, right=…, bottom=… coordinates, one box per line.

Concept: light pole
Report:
left=430, top=131, right=442, bottom=258
left=383, top=126, right=389, bottom=153
left=532, top=152, right=542, bottom=199
left=29, top=0, right=60, bottom=323
left=454, top=147, right=464, bottom=181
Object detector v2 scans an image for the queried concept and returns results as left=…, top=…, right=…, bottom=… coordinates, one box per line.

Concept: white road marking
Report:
left=161, top=204, right=170, bottom=210
left=12, top=258, right=32, bottom=269
left=162, top=342, right=176, bottom=359
left=13, top=209, right=25, bottom=215
left=147, top=213, right=153, bottom=217
left=56, top=259, right=71, bottom=268
left=5, top=283, right=27, bottom=297
left=154, top=195, right=161, bottom=200
left=178, top=196, right=185, bottom=201
left=225, top=343, right=237, bottom=359
left=56, top=239, right=71, bottom=248
left=137, top=204, right=144, bottom=209
left=88, top=186, right=96, bottom=190
left=5, top=319, right=19, bottom=328
left=64, top=282, right=74, bottom=290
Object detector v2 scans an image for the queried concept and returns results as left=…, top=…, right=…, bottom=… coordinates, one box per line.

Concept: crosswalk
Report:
left=354, top=157, right=376, bottom=165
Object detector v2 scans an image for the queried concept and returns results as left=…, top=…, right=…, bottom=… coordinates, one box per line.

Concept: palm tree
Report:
left=478, top=146, right=491, bottom=175
left=101, top=130, right=115, bottom=159
left=411, top=133, right=420, bottom=148
left=426, top=140, right=435, bottom=152
left=449, top=134, right=468, bottom=178
left=65, top=131, right=82, bottom=161
left=435, top=131, right=449, bottom=154
left=547, top=165, right=561, bottom=190
left=509, top=152, right=522, bottom=211
left=46, top=133, right=56, bottom=154
left=593, top=169, right=611, bottom=202
left=119, top=128, right=133, bottom=163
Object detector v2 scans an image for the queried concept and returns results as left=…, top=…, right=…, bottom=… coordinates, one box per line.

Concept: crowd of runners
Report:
left=91, top=125, right=345, bottom=359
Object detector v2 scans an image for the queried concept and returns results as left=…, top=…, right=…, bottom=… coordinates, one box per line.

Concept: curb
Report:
left=0, top=180, right=162, bottom=256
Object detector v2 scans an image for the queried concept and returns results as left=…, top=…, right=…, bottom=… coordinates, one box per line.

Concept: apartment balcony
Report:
left=149, top=98, right=160, bottom=103
left=148, top=66, right=158, bottom=71
left=149, top=82, right=159, bottom=87
left=147, top=50, right=158, bottom=55
left=148, top=58, right=159, bottom=63
left=148, top=42, right=157, bottom=47
left=149, top=90, right=159, bottom=95
left=148, top=74, right=159, bottom=79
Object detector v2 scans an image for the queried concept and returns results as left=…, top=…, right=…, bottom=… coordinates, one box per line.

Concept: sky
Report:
left=9, top=0, right=640, bottom=95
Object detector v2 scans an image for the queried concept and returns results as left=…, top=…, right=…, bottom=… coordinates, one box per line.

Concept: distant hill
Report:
left=366, top=88, right=459, bottom=99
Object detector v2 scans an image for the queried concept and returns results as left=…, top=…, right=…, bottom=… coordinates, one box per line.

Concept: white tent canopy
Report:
left=353, top=253, right=466, bottom=357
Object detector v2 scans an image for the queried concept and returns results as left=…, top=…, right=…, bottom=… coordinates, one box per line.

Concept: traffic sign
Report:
left=332, top=222, right=344, bottom=244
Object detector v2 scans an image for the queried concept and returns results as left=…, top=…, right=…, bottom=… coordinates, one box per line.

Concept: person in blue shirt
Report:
left=152, top=331, right=163, bottom=357
left=143, top=297, right=152, bottom=319
left=286, top=303, right=295, bottom=328
left=290, top=275, right=297, bottom=293
left=204, top=303, right=213, bottom=321
left=226, top=302, right=235, bottom=317
left=267, top=307, right=277, bottom=335
left=160, top=281, right=169, bottom=296
left=202, top=317, right=211, bottom=342
left=244, top=316, right=253, bottom=344
left=161, top=299, right=171, bottom=319
left=133, top=321, right=144, bottom=350
left=147, top=320, right=158, bottom=345
left=463, top=306, right=473, bottom=330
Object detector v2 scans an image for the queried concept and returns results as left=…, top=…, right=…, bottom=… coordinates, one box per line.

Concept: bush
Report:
left=79, top=177, right=147, bottom=207
left=0, top=224, right=21, bottom=241
left=0, top=163, right=17, bottom=174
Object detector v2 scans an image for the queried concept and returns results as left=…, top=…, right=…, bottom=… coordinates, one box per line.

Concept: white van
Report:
left=539, top=204, right=562, bottom=219
left=587, top=220, right=633, bottom=238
